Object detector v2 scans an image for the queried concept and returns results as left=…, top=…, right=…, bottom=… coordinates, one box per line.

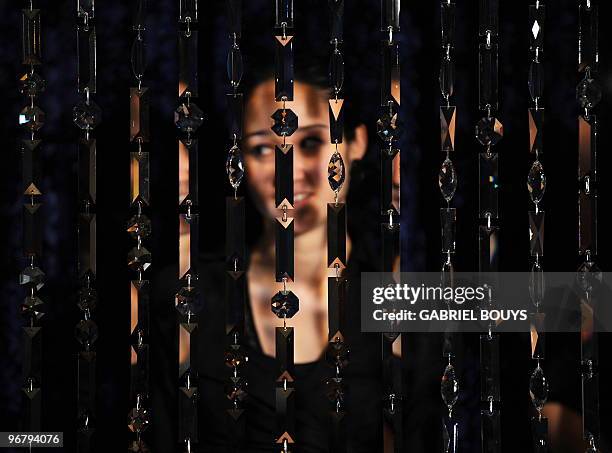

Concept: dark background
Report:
left=0, top=0, right=611, bottom=451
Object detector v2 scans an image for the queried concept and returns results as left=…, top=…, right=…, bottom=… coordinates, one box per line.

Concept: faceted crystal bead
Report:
left=127, top=246, right=151, bottom=272
left=73, top=100, right=102, bottom=130
left=127, top=214, right=151, bottom=239
left=376, top=112, right=403, bottom=142
left=271, top=290, right=299, bottom=318
left=19, top=266, right=45, bottom=291
left=528, top=60, right=543, bottom=101
left=131, top=37, right=147, bottom=81
left=128, top=440, right=150, bottom=453
left=224, top=377, right=248, bottom=401
left=576, top=77, right=602, bottom=109
left=224, top=344, right=247, bottom=368
left=325, top=377, right=345, bottom=403
left=78, top=286, right=97, bottom=311
left=529, top=261, right=545, bottom=307
left=439, top=157, right=457, bottom=203
left=528, top=211, right=545, bottom=257
left=328, top=152, right=345, bottom=192
left=475, top=116, right=503, bottom=146
left=19, top=105, right=45, bottom=131
left=128, top=407, right=150, bottom=433
left=441, top=363, right=459, bottom=410
left=576, top=261, right=602, bottom=295
left=326, top=339, right=349, bottom=369
left=175, top=285, right=202, bottom=316
left=174, top=102, right=205, bottom=133
left=227, top=44, right=243, bottom=88
left=329, top=49, right=344, bottom=93
left=440, top=208, right=457, bottom=254
left=75, top=319, right=99, bottom=346
left=21, top=296, right=45, bottom=320
left=440, top=55, right=455, bottom=99
left=19, top=72, right=46, bottom=97
left=529, top=365, right=548, bottom=411
left=226, top=145, right=245, bottom=190
left=527, top=160, right=546, bottom=204
left=271, top=108, right=298, bottom=137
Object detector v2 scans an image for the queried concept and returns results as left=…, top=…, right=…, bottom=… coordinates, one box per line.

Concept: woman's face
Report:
left=243, top=80, right=366, bottom=235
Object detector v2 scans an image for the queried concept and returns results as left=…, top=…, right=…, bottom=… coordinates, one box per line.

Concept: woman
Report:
left=151, top=45, right=392, bottom=451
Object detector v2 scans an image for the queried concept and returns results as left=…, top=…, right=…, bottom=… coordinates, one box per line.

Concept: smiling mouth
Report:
left=293, top=192, right=313, bottom=206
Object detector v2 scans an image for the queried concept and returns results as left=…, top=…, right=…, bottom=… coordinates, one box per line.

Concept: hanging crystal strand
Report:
left=175, top=1, right=203, bottom=451
left=576, top=1, right=602, bottom=451
left=326, top=1, right=349, bottom=451
left=378, top=1, right=403, bottom=451
left=224, top=0, right=248, bottom=450
left=127, top=1, right=152, bottom=451
left=271, top=1, right=298, bottom=450
left=477, top=0, right=502, bottom=451
left=525, top=2, right=550, bottom=451
left=19, top=0, right=45, bottom=433
left=438, top=1, right=460, bottom=452
left=73, top=0, right=99, bottom=450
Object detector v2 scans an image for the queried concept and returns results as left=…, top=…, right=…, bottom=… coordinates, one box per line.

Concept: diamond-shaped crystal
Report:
left=78, top=287, right=97, bottom=311
left=441, top=363, right=459, bottom=410
left=19, top=266, right=45, bottom=290
left=440, top=106, right=456, bottom=152
left=326, top=339, right=349, bottom=369
left=439, top=158, right=457, bottom=203
left=127, top=214, right=151, bottom=239
left=475, top=116, right=503, bottom=146
left=19, top=105, right=45, bottom=131
left=532, top=20, right=540, bottom=40
left=19, top=72, right=46, bottom=97
left=377, top=112, right=403, bottom=142
left=175, top=285, right=202, bottom=316
left=75, top=319, right=99, bottom=346
left=73, top=100, right=102, bottom=130
left=21, top=296, right=45, bottom=320
left=174, top=102, right=205, bottom=133
left=529, top=365, right=548, bottom=411
left=127, top=246, right=151, bottom=272
left=271, top=290, right=299, bottom=318
left=128, top=407, right=150, bottom=433
left=576, top=77, right=602, bottom=109
left=226, top=145, right=245, bottom=190
left=271, top=108, right=298, bottom=137
left=328, top=152, right=345, bottom=192
left=527, top=160, right=546, bottom=204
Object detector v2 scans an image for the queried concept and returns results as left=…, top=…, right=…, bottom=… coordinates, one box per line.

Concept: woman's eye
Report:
left=300, top=136, right=324, bottom=153
left=248, top=144, right=274, bottom=158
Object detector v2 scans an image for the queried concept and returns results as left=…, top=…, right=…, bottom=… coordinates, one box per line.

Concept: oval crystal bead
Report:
left=439, top=157, right=457, bottom=203
left=529, top=365, right=548, bottom=411
left=527, top=160, right=546, bottom=204
left=328, top=151, right=345, bottom=192
left=440, top=363, right=459, bottom=410
left=131, top=37, right=147, bottom=80
left=329, top=49, right=344, bottom=93
left=226, top=146, right=245, bottom=190
left=227, top=45, right=243, bottom=88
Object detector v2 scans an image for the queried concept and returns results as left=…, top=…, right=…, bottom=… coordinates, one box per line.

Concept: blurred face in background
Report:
left=242, top=80, right=367, bottom=236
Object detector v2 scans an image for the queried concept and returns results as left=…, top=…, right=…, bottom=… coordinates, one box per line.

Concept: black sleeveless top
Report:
left=150, top=241, right=389, bottom=453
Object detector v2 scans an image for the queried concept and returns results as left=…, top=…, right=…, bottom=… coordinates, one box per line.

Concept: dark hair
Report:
left=230, top=0, right=381, bottom=249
